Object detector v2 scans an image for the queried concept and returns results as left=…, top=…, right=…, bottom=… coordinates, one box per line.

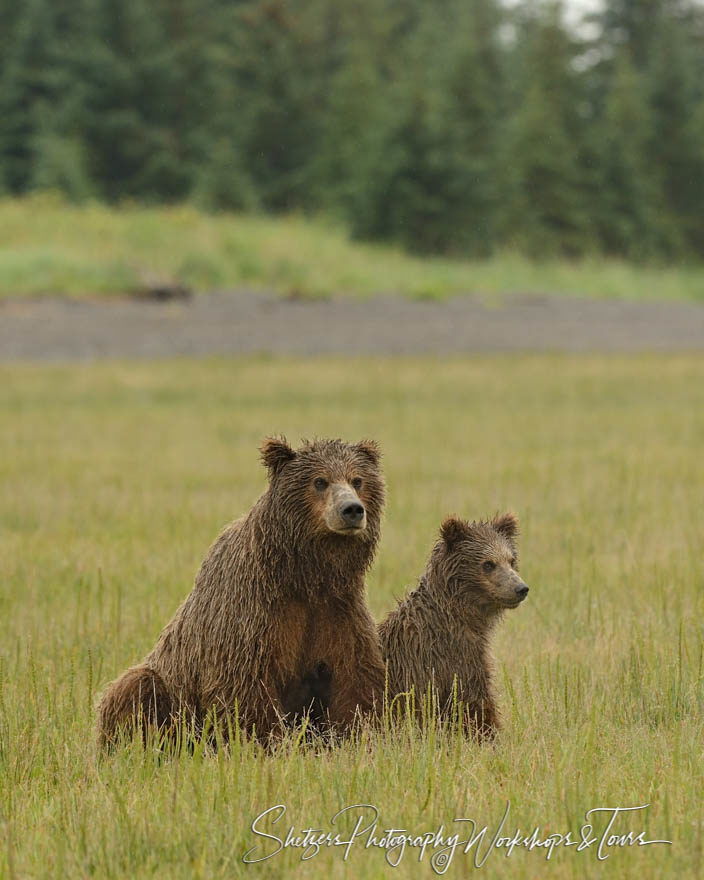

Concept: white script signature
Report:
left=242, top=802, right=671, bottom=872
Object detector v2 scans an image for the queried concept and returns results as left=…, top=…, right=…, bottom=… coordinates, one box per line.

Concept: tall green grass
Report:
left=1, top=355, right=703, bottom=878
left=1, top=194, right=704, bottom=301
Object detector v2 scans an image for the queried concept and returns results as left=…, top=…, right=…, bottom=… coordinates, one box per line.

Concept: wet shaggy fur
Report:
left=378, top=512, right=529, bottom=739
left=97, top=437, right=387, bottom=747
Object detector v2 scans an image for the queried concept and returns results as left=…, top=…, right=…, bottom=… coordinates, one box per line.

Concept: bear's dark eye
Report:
left=482, top=561, right=496, bottom=573
left=510, top=558, right=517, bottom=569
left=314, top=477, right=328, bottom=492
left=351, top=477, right=362, bottom=491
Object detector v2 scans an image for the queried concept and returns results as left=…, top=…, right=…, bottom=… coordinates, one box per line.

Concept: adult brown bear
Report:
left=97, top=437, right=386, bottom=746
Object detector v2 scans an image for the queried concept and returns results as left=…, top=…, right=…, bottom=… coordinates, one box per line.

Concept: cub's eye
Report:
left=351, top=477, right=363, bottom=491
left=314, top=478, right=329, bottom=492
left=510, top=558, right=517, bottom=569
left=482, top=561, right=496, bottom=573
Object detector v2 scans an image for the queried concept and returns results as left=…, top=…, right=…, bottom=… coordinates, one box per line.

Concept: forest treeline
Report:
left=1, top=0, right=703, bottom=260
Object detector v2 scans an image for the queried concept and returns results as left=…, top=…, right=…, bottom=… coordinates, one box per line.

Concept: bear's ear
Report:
left=440, top=515, right=468, bottom=549
left=492, top=511, right=519, bottom=541
left=355, top=439, right=381, bottom=466
left=260, top=436, right=296, bottom=476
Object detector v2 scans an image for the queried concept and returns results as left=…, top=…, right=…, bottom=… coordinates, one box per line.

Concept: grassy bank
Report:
left=1, top=195, right=703, bottom=301
left=1, top=355, right=703, bottom=878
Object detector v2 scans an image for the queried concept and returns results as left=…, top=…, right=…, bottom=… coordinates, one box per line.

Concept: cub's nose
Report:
left=341, top=502, right=365, bottom=527
left=515, top=584, right=529, bottom=599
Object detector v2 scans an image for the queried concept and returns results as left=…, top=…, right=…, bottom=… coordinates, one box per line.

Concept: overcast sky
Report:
left=503, top=0, right=605, bottom=33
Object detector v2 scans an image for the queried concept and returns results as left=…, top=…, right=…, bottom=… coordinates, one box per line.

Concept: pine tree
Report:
left=646, top=13, right=704, bottom=255
left=428, top=0, right=507, bottom=255
left=679, top=97, right=704, bottom=253
left=342, top=0, right=507, bottom=255
left=311, top=0, right=394, bottom=218
left=229, top=0, right=335, bottom=211
left=594, top=51, right=668, bottom=258
left=0, top=0, right=58, bottom=193
left=501, top=3, right=590, bottom=256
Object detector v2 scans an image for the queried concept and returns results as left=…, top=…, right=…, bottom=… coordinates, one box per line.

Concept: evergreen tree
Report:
left=501, top=4, right=590, bottom=256
left=646, top=15, right=704, bottom=254
left=429, top=0, right=507, bottom=254
left=0, top=0, right=58, bottom=193
left=80, top=0, right=186, bottom=200
left=229, top=0, right=334, bottom=211
left=0, top=0, right=21, bottom=78
left=595, top=51, right=668, bottom=257
left=312, top=0, right=395, bottom=217
left=679, top=98, right=704, bottom=253
left=29, top=0, right=102, bottom=199
left=343, top=0, right=507, bottom=255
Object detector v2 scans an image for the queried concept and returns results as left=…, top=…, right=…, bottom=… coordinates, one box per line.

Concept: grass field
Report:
left=2, top=195, right=704, bottom=302
left=1, top=355, right=703, bottom=879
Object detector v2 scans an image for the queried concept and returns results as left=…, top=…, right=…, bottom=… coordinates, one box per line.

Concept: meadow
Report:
left=1, top=355, right=703, bottom=879
left=2, top=195, right=704, bottom=303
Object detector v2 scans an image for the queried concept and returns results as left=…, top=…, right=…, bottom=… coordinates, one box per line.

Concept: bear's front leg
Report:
left=330, top=666, right=385, bottom=728
left=200, top=671, right=286, bottom=744
left=325, top=619, right=385, bottom=729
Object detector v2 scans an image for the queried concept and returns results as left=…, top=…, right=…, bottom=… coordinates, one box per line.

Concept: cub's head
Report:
left=434, top=512, right=529, bottom=611
left=260, top=436, right=385, bottom=546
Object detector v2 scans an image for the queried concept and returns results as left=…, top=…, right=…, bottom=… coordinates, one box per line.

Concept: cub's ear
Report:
left=260, top=436, right=296, bottom=476
left=492, top=511, right=519, bottom=540
left=355, top=438, right=381, bottom=466
left=440, top=515, right=468, bottom=549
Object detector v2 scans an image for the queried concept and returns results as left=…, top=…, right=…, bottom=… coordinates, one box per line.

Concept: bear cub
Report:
left=378, top=512, right=528, bottom=739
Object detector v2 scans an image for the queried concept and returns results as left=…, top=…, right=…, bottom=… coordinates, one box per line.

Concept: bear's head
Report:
left=260, top=436, right=385, bottom=552
left=432, top=512, right=529, bottom=613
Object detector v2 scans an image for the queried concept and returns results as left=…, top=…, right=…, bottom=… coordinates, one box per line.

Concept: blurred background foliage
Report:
left=0, top=0, right=703, bottom=261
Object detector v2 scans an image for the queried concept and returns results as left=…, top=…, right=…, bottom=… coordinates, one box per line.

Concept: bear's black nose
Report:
left=515, top=585, right=529, bottom=598
left=341, top=502, right=365, bottom=526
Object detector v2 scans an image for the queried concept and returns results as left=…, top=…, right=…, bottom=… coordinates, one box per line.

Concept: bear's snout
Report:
left=515, top=583, right=529, bottom=600
left=341, top=502, right=365, bottom=527
left=324, top=483, right=367, bottom=533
